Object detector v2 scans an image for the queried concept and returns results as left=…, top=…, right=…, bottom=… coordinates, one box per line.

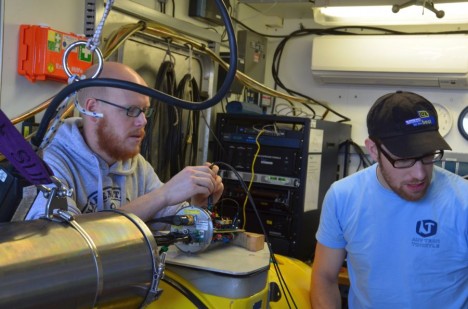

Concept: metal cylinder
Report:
left=0, top=210, right=160, bottom=309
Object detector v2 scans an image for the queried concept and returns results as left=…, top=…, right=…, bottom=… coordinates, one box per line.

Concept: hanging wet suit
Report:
left=141, top=59, right=178, bottom=182
left=175, top=73, right=201, bottom=172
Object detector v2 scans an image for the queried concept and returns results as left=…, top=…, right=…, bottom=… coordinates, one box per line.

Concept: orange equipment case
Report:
left=18, top=25, right=93, bottom=83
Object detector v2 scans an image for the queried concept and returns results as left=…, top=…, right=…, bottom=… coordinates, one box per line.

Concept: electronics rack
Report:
left=213, top=113, right=351, bottom=260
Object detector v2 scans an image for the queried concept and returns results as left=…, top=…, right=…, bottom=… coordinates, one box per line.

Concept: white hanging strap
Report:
left=39, top=75, right=82, bottom=149
left=73, top=92, right=104, bottom=119
left=45, top=1, right=110, bottom=150
left=63, top=0, right=109, bottom=81
left=86, top=0, right=115, bottom=51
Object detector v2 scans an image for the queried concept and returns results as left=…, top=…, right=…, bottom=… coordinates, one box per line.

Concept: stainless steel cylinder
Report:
left=0, top=210, right=160, bottom=308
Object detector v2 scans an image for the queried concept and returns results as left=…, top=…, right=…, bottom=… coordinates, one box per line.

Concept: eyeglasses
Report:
left=376, top=143, right=444, bottom=169
left=95, top=98, right=154, bottom=118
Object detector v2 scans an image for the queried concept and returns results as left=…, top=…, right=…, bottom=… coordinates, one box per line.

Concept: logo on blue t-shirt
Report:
left=416, top=220, right=437, bottom=237
left=412, top=220, right=439, bottom=248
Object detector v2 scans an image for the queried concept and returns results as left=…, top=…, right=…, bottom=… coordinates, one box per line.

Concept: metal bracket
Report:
left=145, top=251, right=166, bottom=305
left=38, top=176, right=73, bottom=219
left=392, top=0, right=445, bottom=18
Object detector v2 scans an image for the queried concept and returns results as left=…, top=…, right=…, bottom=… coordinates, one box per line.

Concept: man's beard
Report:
left=378, top=157, right=428, bottom=202
left=96, top=117, right=143, bottom=161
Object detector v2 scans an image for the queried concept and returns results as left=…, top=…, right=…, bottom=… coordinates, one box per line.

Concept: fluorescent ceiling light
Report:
left=313, top=3, right=468, bottom=25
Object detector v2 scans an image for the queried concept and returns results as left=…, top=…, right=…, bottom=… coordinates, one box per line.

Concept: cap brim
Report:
left=382, top=130, right=452, bottom=158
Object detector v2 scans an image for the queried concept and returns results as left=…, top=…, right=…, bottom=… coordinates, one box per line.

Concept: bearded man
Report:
left=310, top=91, right=468, bottom=309
left=26, top=62, right=223, bottom=224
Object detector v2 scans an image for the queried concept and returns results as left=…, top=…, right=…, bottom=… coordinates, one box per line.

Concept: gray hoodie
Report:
left=26, top=117, right=185, bottom=221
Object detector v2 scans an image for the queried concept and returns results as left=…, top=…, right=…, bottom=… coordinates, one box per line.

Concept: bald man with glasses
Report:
left=310, top=91, right=468, bottom=309
left=26, top=62, right=223, bottom=227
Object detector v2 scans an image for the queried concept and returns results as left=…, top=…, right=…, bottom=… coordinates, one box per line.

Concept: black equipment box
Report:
left=213, top=113, right=351, bottom=260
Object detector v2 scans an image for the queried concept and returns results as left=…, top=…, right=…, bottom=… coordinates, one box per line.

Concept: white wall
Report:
left=0, top=0, right=86, bottom=119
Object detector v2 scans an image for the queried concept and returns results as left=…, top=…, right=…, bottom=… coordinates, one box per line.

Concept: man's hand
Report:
left=158, top=163, right=224, bottom=207
left=191, top=163, right=224, bottom=207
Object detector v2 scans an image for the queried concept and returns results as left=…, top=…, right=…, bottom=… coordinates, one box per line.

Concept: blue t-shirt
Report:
left=316, top=164, right=468, bottom=309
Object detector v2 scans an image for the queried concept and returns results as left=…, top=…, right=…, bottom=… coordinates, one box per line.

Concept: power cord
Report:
left=213, top=161, right=298, bottom=309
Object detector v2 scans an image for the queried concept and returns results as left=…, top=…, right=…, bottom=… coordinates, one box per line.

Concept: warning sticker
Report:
left=79, top=46, right=93, bottom=62
left=62, top=34, right=79, bottom=53
left=47, top=30, right=62, bottom=52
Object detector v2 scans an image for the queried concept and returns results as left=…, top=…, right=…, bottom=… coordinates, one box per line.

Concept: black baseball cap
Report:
left=367, top=91, right=452, bottom=158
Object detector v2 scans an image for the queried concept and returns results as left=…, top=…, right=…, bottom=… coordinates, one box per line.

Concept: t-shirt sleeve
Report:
left=316, top=184, right=347, bottom=249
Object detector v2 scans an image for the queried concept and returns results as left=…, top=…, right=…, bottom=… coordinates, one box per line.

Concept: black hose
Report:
left=32, top=0, right=237, bottom=148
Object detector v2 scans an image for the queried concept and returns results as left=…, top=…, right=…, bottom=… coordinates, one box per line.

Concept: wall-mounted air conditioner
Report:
left=311, top=34, right=468, bottom=89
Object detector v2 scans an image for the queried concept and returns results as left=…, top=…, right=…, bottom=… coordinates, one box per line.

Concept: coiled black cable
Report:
left=176, top=74, right=201, bottom=168
left=141, top=60, right=178, bottom=181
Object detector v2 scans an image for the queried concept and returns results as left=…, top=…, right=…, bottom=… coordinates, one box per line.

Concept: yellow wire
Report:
left=242, top=129, right=265, bottom=230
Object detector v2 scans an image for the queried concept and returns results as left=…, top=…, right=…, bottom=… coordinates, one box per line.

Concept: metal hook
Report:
left=392, top=0, right=444, bottom=18
left=62, top=40, right=104, bottom=82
